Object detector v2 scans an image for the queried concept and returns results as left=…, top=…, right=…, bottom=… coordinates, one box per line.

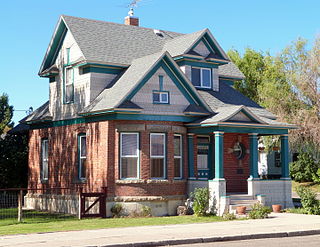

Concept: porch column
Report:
left=249, top=133, right=259, bottom=179
left=214, top=131, right=224, bottom=179
left=280, top=134, right=290, bottom=178
left=187, top=133, right=195, bottom=178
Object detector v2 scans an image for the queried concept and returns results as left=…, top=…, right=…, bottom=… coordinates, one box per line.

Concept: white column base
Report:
left=209, top=179, right=229, bottom=216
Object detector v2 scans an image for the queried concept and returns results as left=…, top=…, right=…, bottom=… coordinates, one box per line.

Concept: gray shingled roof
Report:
left=219, top=62, right=245, bottom=79
left=24, top=101, right=52, bottom=123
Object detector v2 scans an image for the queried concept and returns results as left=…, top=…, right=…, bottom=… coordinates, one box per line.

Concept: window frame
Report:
left=119, top=132, right=140, bottom=179
left=152, top=90, right=170, bottom=104
left=78, top=133, right=87, bottom=180
left=191, top=67, right=212, bottom=89
left=174, top=134, right=183, bottom=179
left=64, top=66, right=74, bottom=104
left=150, top=133, right=166, bottom=179
left=41, top=138, right=49, bottom=181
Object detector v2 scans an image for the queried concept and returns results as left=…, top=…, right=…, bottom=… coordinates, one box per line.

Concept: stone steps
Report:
left=228, top=194, right=259, bottom=214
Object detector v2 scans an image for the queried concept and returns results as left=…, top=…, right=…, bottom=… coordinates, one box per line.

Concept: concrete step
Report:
left=230, top=199, right=259, bottom=205
left=228, top=194, right=254, bottom=200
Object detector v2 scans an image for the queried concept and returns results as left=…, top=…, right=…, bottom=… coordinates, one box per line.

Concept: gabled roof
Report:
left=24, top=101, right=52, bottom=123
left=219, top=62, right=245, bottom=79
left=81, top=51, right=212, bottom=115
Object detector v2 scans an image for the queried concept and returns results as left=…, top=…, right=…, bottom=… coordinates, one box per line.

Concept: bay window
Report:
left=120, top=133, right=139, bottom=179
left=150, top=133, right=166, bottom=178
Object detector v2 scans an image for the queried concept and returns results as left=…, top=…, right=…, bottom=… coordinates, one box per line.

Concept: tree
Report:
left=0, top=93, right=14, bottom=135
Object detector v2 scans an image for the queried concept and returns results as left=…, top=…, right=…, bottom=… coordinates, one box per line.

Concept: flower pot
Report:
left=236, top=206, right=246, bottom=215
left=272, top=204, right=282, bottom=213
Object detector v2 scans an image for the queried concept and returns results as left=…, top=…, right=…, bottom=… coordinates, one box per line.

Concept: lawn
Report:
left=0, top=209, right=225, bottom=236
left=292, top=181, right=320, bottom=193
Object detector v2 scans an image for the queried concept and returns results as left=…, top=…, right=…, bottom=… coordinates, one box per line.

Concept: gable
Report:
left=192, top=40, right=211, bottom=57
left=131, top=66, right=191, bottom=116
left=227, top=110, right=259, bottom=123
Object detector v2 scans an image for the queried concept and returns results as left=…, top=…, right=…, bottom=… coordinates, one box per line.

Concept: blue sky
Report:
left=1, top=0, right=319, bottom=124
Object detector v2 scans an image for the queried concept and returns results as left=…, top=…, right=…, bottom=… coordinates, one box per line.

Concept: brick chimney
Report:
left=124, top=8, right=139, bottom=26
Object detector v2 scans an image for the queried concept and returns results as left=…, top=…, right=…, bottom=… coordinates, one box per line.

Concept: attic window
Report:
left=153, top=91, right=169, bottom=104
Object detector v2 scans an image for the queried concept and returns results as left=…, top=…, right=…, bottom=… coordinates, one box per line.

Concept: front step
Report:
left=228, top=194, right=259, bottom=214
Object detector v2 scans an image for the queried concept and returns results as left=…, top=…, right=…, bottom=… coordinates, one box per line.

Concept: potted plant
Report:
left=236, top=206, right=246, bottom=215
left=272, top=204, right=282, bottom=213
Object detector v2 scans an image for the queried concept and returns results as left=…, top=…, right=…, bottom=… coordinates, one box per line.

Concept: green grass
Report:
left=284, top=207, right=306, bottom=214
left=292, top=181, right=320, bottom=193
left=0, top=209, right=226, bottom=236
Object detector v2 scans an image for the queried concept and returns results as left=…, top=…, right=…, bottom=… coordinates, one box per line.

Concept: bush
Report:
left=296, top=186, right=320, bottom=215
left=223, top=212, right=236, bottom=220
left=140, top=205, right=152, bottom=217
left=248, top=203, right=271, bottom=219
left=290, top=152, right=319, bottom=182
left=111, top=203, right=123, bottom=218
left=191, top=187, right=212, bottom=216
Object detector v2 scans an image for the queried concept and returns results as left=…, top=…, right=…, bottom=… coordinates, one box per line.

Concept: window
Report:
left=150, top=133, right=166, bottom=178
left=191, top=67, right=212, bottom=89
left=64, top=67, right=74, bottom=103
left=153, top=91, right=169, bottom=104
left=197, top=145, right=209, bottom=169
left=120, top=133, right=139, bottom=179
left=174, top=135, right=182, bottom=179
left=78, top=134, right=86, bottom=179
left=41, top=139, right=49, bottom=181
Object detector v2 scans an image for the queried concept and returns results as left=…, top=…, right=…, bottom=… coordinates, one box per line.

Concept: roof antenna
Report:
left=124, top=0, right=141, bottom=26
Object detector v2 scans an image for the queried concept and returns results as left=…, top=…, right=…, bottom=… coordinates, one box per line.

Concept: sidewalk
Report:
left=1, top=213, right=320, bottom=247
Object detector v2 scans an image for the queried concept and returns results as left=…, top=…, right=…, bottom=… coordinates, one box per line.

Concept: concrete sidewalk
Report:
left=1, top=213, right=320, bottom=247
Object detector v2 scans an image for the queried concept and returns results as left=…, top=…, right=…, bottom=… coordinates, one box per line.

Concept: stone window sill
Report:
left=115, top=179, right=186, bottom=184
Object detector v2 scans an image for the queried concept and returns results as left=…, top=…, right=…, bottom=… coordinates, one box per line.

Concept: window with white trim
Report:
left=153, top=91, right=169, bottom=104
left=41, top=139, right=49, bottom=181
left=78, top=134, right=86, bottom=179
left=64, top=67, right=74, bottom=103
left=150, top=133, right=166, bottom=178
left=197, top=136, right=210, bottom=169
left=191, top=67, right=212, bottom=89
left=174, top=135, right=182, bottom=179
left=120, top=133, right=139, bottom=179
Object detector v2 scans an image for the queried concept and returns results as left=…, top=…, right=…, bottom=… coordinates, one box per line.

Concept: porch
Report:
left=186, top=127, right=294, bottom=215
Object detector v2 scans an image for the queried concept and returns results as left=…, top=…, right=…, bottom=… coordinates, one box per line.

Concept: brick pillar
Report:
left=167, top=131, right=174, bottom=180
left=140, top=130, right=150, bottom=179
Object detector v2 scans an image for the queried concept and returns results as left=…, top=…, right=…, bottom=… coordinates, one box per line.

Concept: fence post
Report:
left=78, top=187, right=83, bottom=220
left=17, top=189, right=23, bottom=222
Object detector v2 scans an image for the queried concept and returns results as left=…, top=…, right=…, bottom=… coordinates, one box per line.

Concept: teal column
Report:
left=214, top=131, right=224, bottom=179
left=187, top=134, right=195, bottom=178
left=249, top=133, right=259, bottom=179
left=281, top=134, right=290, bottom=178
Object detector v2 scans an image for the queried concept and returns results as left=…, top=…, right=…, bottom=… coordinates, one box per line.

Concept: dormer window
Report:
left=191, top=67, right=212, bottom=89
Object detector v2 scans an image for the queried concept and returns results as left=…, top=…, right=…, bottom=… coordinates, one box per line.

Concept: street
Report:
left=177, top=234, right=320, bottom=247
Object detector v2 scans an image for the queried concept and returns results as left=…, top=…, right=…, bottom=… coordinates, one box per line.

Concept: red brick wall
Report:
left=223, top=133, right=250, bottom=193
left=28, top=120, right=187, bottom=197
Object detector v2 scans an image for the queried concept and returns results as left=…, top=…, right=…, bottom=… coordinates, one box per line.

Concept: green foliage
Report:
left=296, top=186, right=320, bottom=215
left=284, top=207, right=306, bottom=214
left=0, top=93, right=14, bottom=135
left=290, top=152, right=320, bottom=182
left=141, top=205, right=152, bottom=217
left=110, top=203, right=123, bottom=218
left=248, top=203, right=271, bottom=219
left=222, top=212, right=236, bottom=220
left=191, top=187, right=212, bottom=216
left=0, top=133, right=28, bottom=188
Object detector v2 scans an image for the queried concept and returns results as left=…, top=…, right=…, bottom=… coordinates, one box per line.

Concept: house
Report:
left=24, top=11, right=295, bottom=216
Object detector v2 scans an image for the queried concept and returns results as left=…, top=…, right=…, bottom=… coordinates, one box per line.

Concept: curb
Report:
left=100, top=229, right=320, bottom=247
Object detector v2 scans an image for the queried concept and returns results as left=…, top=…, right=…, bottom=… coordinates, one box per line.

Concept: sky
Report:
left=1, top=0, right=319, bottom=124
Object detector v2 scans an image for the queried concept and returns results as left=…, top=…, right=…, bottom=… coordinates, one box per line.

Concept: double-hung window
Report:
left=78, top=134, right=86, bottom=180
left=41, top=139, right=49, bottom=181
left=197, top=136, right=210, bottom=170
left=120, top=133, right=139, bottom=179
left=64, top=67, right=74, bottom=103
left=150, top=133, right=166, bottom=178
left=174, top=135, right=183, bottom=179
left=191, top=67, right=212, bottom=89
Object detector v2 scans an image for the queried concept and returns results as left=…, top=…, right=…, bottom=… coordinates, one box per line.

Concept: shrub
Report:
left=290, top=152, right=319, bottom=182
left=191, top=187, right=211, bottom=216
left=296, top=186, right=320, bottom=215
left=111, top=203, right=123, bottom=218
left=140, top=205, right=152, bottom=217
left=248, top=203, right=271, bottom=219
left=223, top=212, right=236, bottom=220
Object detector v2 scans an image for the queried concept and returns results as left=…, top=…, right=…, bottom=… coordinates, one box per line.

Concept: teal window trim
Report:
left=78, top=133, right=87, bottom=180
left=152, top=90, right=170, bottom=104
left=66, top=48, right=71, bottom=66
left=174, top=134, right=183, bottom=179
left=159, top=75, right=164, bottom=91
left=119, top=132, right=140, bottom=179
left=191, top=67, right=212, bottom=89
left=150, top=133, right=166, bottom=179
left=63, top=66, right=75, bottom=104
left=40, top=138, right=49, bottom=182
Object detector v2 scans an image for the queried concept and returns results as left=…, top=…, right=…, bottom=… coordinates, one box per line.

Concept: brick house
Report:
left=24, top=12, right=295, bottom=216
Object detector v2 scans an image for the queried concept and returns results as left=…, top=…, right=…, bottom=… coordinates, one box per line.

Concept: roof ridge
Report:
left=61, top=14, right=184, bottom=36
